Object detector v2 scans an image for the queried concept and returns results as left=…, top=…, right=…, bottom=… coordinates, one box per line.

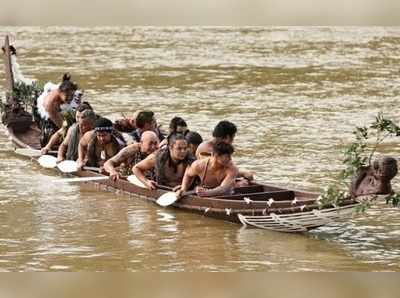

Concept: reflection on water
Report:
left=0, top=27, right=400, bottom=271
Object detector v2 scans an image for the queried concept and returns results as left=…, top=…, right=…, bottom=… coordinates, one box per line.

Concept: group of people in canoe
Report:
left=31, top=73, right=254, bottom=199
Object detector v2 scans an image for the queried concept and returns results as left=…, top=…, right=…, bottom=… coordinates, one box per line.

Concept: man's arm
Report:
left=176, top=161, right=201, bottom=199
left=197, top=166, right=238, bottom=197
left=41, top=127, right=64, bottom=154
left=132, top=153, right=157, bottom=190
left=104, top=144, right=138, bottom=181
left=77, top=131, right=93, bottom=169
left=57, top=126, right=73, bottom=162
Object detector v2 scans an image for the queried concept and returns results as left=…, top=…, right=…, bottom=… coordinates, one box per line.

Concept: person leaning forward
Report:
left=104, top=131, right=160, bottom=181
left=132, top=133, right=195, bottom=190
left=177, top=141, right=238, bottom=199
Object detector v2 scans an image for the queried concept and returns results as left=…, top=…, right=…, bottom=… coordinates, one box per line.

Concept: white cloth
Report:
left=37, top=82, right=59, bottom=120
left=11, top=55, right=35, bottom=86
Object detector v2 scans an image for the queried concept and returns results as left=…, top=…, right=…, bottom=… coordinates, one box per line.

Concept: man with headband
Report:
left=77, top=117, right=125, bottom=170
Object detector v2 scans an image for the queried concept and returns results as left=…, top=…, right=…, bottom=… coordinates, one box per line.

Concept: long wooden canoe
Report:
left=1, top=36, right=360, bottom=232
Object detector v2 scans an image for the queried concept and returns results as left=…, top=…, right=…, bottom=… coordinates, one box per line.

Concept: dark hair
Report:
left=136, top=111, right=154, bottom=129
left=80, top=110, right=97, bottom=124
left=2, top=45, right=16, bottom=55
left=59, top=73, right=78, bottom=99
left=213, top=141, right=234, bottom=156
left=212, top=120, right=237, bottom=139
left=95, top=117, right=113, bottom=129
left=76, top=101, right=93, bottom=112
left=185, top=131, right=203, bottom=146
left=169, top=116, right=187, bottom=132
left=167, top=133, right=187, bottom=147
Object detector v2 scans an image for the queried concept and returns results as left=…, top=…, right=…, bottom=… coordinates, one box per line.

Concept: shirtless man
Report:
left=57, top=109, right=97, bottom=162
left=132, top=133, right=195, bottom=189
left=38, top=74, right=78, bottom=146
left=196, top=120, right=253, bottom=182
left=196, top=120, right=237, bottom=159
left=77, top=117, right=125, bottom=170
left=177, top=142, right=238, bottom=198
left=104, top=131, right=159, bottom=181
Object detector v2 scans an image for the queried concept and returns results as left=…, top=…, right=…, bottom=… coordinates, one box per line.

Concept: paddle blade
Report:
left=38, top=155, right=57, bottom=168
left=57, top=160, right=78, bottom=173
left=127, top=175, right=146, bottom=188
left=15, top=148, right=41, bottom=157
left=156, top=192, right=179, bottom=207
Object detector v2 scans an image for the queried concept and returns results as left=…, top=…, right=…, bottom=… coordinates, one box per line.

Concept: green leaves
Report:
left=11, top=81, right=43, bottom=112
left=371, top=112, right=400, bottom=136
left=322, top=113, right=400, bottom=210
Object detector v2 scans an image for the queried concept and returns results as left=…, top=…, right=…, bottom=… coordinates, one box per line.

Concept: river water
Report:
left=0, top=27, right=399, bottom=271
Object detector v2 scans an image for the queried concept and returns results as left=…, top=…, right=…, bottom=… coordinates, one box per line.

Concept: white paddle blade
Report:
left=57, top=160, right=78, bottom=173
left=156, top=192, right=179, bottom=207
left=127, top=175, right=146, bottom=188
left=15, top=148, right=41, bottom=157
left=52, top=176, right=109, bottom=183
left=38, top=155, right=57, bottom=168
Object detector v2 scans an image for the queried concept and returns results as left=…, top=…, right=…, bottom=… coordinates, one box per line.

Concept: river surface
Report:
left=0, top=27, right=399, bottom=271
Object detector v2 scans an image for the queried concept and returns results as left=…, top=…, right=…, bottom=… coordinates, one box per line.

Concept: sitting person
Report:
left=130, top=111, right=165, bottom=143
left=196, top=120, right=237, bottom=159
left=41, top=101, right=93, bottom=154
left=77, top=117, right=126, bottom=170
left=57, top=109, right=97, bottom=162
left=196, top=120, right=254, bottom=183
left=36, top=73, right=79, bottom=146
left=159, top=116, right=189, bottom=148
left=104, top=131, right=160, bottom=181
left=185, top=131, right=203, bottom=156
left=132, top=133, right=195, bottom=189
left=177, top=142, right=238, bottom=198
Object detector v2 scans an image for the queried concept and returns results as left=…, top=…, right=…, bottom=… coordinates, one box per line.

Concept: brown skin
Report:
left=195, top=136, right=254, bottom=182
left=133, top=139, right=189, bottom=190
left=42, top=110, right=84, bottom=155
left=76, top=130, right=115, bottom=170
left=177, top=153, right=238, bottom=198
left=43, top=89, right=70, bottom=128
left=104, top=131, right=159, bottom=181
left=57, top=116, right=94, bottom=162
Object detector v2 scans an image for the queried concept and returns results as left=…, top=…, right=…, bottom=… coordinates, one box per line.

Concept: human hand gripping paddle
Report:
left=156, top=188, right=196, bottom=207
left=125, top=175, right=194, bottom=207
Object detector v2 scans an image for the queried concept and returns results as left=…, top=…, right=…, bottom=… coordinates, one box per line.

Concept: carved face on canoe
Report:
left=350, top=156, right=398, bottom=198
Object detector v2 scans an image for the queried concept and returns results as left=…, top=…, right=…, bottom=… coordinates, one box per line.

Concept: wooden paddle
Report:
left=38, top=155, right=58, bottom=168
left=52, top=176, right=109, bottom=183
left=15, top=148, right=57, bottom=158
left=56, top=160, right=99, bottom=173
left=156, top=189, right=196, bottom=207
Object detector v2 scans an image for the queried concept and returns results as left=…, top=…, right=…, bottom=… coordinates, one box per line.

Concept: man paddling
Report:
left=133, top=133, right=195, bottom=189
left=177, top=141, right=238, bottom=198
left=104, top=131, right=160, bottom=181
left=57, top=109, right=97, bottom=162
left=77, top=117, right=125, bottom=170
left=196, top=120, right=254, bottom=183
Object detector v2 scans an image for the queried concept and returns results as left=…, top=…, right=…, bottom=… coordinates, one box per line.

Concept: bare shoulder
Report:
left=81, top=130, right=94, bottom=144
left=124, top=143, right=140, bottom=154
left=190, top=159, right=207, bottom=173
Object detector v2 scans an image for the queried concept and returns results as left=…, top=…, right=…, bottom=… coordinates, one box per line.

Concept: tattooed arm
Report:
left=104, top=144, right=139, bottom=181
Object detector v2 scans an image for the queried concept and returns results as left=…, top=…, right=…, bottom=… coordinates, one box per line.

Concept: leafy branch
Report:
left=321, top=113, right=400, bottom=209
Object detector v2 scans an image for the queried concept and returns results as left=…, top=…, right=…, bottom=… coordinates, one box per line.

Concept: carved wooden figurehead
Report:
left=350, top=156, right=398, bottom=198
